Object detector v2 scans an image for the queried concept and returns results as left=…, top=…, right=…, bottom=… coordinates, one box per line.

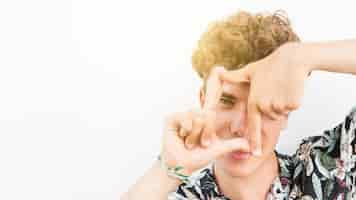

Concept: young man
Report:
left=122, top=11, right=356, bottom=200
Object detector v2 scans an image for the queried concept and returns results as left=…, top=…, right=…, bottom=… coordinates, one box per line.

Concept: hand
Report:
left=160, top=67, right=250, bottom=175
left=220, top=43, right=311, bottom=155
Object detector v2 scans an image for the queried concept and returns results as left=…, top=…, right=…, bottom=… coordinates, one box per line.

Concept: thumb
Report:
left=220, top=66, right=250, bottom=84
left=210, top=138, right=250, bottom=158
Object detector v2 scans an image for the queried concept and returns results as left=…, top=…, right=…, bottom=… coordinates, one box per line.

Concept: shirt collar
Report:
left=201, top=150, right=295, bottom=199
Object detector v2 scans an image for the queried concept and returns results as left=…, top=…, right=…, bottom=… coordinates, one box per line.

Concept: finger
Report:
left=166, top=112, right=184, bottom=135
left=201, top=66, right=223, bottom=147
left=260, top=104, right=282, bottom=121
left=220, top=67, right=250, bottom=84
left=178, top=127, right=188, bottom=138
left=180, top=112, right=193, bottom=132
left=185, top=117, right=204, bottom=149
left=271, top=101, right=285, bottom=114
left=191, top=116, right=204, bottom=144
left=271, top=101, right=292, bottom=117
left=272, top=108, right=289, bottom=119
left=285, top=94, right=301, bottom=111
left=285, top=101, right=300, bottom=111
left=209, top=138, right=250, bottom=158
left=185, top=131, right=199, bottom=149
left=200, top=111, right=216, bottom=147
left=201, top=114, right=215, bottom=147
left=282, top=110, right=290, bottom=116
left=247, top=101, right=263, bottom=156
left=175, top=111, right=195, bottom=138
left=203, top=66, right=225, bottom=111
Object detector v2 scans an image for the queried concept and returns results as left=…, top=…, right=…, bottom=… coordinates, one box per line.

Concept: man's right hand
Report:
left=160, top=67, right=250, bottom=176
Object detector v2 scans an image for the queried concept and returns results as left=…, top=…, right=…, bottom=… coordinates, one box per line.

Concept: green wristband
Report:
left=157, top=155, right=190, bottom=184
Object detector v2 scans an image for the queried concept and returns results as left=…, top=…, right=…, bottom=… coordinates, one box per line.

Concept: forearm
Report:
left=121, top=160, right=182, bottom=200
left=296, top=39, right=356, bottom=75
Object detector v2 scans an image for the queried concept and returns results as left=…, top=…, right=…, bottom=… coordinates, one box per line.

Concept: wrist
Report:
left=291, top=41, right=338, bottom=73
left=154, top=159, right=183, bottom=185
left=282, top=42, right=316, bottom=75
left=157, top=154, right=193, bottom=184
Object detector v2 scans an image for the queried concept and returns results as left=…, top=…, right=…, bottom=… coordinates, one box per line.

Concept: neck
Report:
left=214, top=152, right=279, bottom=200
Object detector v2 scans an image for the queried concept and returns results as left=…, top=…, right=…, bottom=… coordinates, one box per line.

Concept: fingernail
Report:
left=253, top=148, right=262, bottom=156
left=187, top=143, right=194, bottom=149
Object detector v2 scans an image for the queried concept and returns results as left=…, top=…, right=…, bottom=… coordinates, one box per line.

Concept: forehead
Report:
left=221, top=81, right=249, bottom=95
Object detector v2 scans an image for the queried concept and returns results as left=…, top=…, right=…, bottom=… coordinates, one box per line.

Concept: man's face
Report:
left=200, top=81, right=288, bottom=177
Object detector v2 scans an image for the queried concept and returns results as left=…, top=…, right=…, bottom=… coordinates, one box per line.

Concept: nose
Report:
left=230, top=109, right=248, bottom=137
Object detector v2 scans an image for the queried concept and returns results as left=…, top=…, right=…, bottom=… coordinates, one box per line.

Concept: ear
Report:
left=199, top=86, right=205, bottom=109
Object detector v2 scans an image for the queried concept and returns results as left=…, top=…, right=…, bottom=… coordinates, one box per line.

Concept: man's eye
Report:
left=219, top=98, right=235, bottom=107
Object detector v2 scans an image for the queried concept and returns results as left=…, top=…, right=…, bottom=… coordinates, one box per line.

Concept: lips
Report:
left=230, top=150, right=251, bottom=160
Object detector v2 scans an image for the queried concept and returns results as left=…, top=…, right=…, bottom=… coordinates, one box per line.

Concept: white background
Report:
left=1, top=0, right=356, bottom=199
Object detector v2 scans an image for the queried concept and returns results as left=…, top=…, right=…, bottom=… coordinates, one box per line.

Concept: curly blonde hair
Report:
left=192, top=10, right=300, bottom=80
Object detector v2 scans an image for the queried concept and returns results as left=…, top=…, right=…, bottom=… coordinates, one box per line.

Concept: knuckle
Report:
left=272, top=102, right=285, bottom=112
left=256, top=104, right=270, bottom=115
left=185, top=135, right=194, bottom=144
left=186, top=127, right=198, bottom=140
left=287, top=100, right=300, bottom=109
left=259, top=100, right=271, bottom=110
left=179, top=128, right=187, bottom=137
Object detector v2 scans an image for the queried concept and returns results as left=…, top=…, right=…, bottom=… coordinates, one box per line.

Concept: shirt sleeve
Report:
left=322, top=105, right=356, bottom=174
left=292, top=105, right=356, bottom=199
left=167, top=165, right=224, bottom=200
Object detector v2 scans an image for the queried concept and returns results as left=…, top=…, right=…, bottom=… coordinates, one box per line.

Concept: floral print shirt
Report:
left=168, top=106, right=356, bottom=200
